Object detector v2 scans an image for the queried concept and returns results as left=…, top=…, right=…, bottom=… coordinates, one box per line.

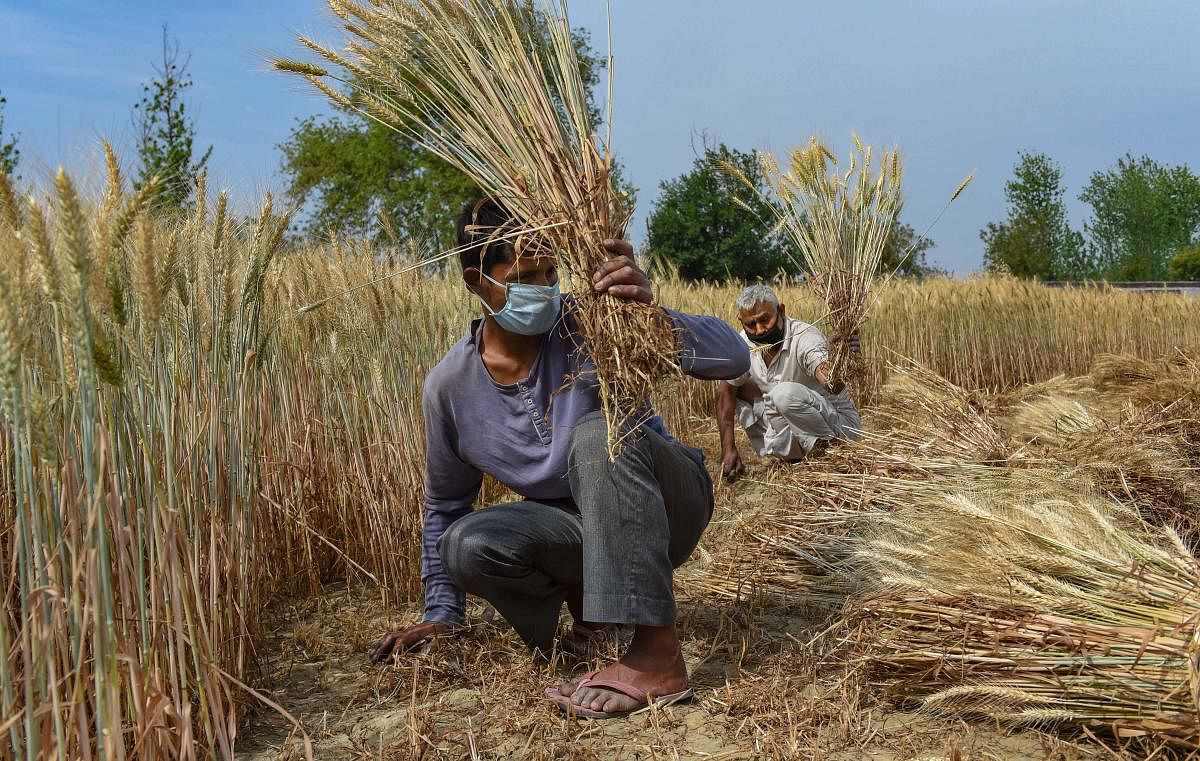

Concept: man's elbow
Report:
left=730, top=350, right=750, bottom=378
left=714, top=348, right=750, bottom=380
left=697, top=362, right=748, bottom=382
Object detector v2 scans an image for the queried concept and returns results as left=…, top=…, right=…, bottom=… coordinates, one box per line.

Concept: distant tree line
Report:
left=8, top=24, right=1200, bottom=283
left=982, top=152, right=1200, bottom=281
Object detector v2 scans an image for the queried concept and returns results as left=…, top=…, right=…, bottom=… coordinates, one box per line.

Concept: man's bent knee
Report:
left=437, top=518, right=494, bottom=589
left=568, top=410, right=652, bottom=464
left=768, top=381, right=818, bottom=412
left=569, top=411, right=608, bottom=456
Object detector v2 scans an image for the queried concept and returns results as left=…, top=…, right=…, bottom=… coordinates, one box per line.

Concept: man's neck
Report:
left=479, top=316, right=543, bottom=385
left=762, top=318, right=786, bottom=365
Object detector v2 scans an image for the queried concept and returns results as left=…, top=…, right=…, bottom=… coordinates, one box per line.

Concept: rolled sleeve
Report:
left=793, top=323, right=831, bottom=377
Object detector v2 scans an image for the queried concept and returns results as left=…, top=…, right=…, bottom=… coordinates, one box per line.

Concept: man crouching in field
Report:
left=717, top=284, right=861, bottom=481
left=369, top=197, right=750, bottom=719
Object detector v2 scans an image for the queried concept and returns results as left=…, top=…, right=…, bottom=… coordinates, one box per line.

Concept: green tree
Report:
left=1079, top=154, right=1200, bottom=280
left=645, top=144, right=795, bottom=282
left=280, top=117, right=474, bottom=247
left=981, top=152, right=1085, bottom=280
left=279, top=26, right=627, bottom=250
left=1168, top=244, right=1200, bottom=280
left=0, top=91, right=19, bottom=177
left=879, top=222, right=941, bottom=278
left=133, top=26, right=212, bottom=209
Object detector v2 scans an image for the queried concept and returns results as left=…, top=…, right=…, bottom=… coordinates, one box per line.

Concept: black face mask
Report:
left=747, top=318, right=786, bottom=346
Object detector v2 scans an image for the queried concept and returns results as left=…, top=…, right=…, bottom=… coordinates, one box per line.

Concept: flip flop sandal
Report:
left=545, top=670, right=693, bottom=720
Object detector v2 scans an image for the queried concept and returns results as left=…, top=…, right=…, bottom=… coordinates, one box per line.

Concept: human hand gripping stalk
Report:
left=591, top=240, right=653, bottom=304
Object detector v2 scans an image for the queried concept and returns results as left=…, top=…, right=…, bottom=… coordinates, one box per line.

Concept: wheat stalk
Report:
left=276, top=0, right=679, bottom=452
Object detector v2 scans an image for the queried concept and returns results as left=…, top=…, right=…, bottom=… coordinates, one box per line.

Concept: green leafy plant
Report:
left=1081, top=154, right=1200, bottom=280
left=981, top=152, right=1085, bottom=280
left=1168, top=244, right=1200, bottom=280
left=646, top=143, right=794, bottom=281
left=0, top=91, right=18, bottom=177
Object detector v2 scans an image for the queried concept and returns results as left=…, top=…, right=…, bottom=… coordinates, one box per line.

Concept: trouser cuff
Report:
left=584, top=592, right=676, bottom=628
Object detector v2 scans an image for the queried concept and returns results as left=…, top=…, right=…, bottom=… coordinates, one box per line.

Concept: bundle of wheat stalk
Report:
left=727, top=137, right=972, bottom=391
left=727, top=137, right=895, bottom=389
left=691, top=477, right=881, bottom=608
left=697, top=356, right=1024, bottom=607
left=850, top=470, right=1200, bottom=749
left=1002, top=402, right=1200, bottom=549
left=836, top=355, right=1200, bottom=545
left=276, top=0, right=678, bottom=451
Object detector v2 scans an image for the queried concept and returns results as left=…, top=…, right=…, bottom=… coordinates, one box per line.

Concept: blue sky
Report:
left=2, top=1, right=1199, bottom=274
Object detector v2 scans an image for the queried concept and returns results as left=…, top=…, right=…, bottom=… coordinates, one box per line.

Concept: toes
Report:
left=603, top=693, right=633, bottom=713
left=554, top=679, right=581, bottom=699
left=567, top=687, right=638, bottom=714
left=572, top=687, right=602, bottom=711
left=575, top=688, right=598, bottom=710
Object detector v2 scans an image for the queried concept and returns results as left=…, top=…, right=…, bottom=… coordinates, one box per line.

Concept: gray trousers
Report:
left=437, top=412, right=714, bottom=651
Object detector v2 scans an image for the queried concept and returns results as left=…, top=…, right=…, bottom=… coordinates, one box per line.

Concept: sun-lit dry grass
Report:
left=695, top=352, right=1200, bottom=752
left=1, top=159, right=1199, bottom=757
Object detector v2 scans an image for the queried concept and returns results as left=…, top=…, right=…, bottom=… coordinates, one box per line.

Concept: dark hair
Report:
left=456, top=196, right=516, bottom=275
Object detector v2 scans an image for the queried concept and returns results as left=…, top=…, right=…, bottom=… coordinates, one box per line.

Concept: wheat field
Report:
left=1, top=168, right=1198, bottom=759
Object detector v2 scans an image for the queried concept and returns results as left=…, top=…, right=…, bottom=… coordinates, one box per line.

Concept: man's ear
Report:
left=777, top=303, right=786, bottom=320
left=463, top=267, right=483, bottom=294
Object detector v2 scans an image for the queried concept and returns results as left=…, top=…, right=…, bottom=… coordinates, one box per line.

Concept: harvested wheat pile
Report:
left=697, top=351, right=1200, bottom=749
left=850, top=470, right=1200, bottom=750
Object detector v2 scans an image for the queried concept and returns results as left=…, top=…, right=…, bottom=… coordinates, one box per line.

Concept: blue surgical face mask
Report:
left=477, top=272, right=562, bottom=335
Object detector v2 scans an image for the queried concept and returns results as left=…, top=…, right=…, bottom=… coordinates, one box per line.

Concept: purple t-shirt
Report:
left=420, top=306, right=751, bottom=625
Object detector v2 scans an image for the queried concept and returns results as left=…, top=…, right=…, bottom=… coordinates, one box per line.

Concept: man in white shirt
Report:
left=717, top=284, right=861, bottom=480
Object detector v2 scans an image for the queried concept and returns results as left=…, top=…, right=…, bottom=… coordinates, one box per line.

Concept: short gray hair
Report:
left=736, top=284, right=779, bottom=312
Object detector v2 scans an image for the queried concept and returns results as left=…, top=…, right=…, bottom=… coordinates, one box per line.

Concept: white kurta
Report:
left=726, top=317, right=861, bottom=458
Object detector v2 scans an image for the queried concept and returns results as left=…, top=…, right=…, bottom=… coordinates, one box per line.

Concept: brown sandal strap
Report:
left=574, top=676, right=649, bottom=704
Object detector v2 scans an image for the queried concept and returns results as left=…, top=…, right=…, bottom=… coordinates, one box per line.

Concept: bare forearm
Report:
left=814, top=362, right=832, bottom=392
left=716, top=383, right=738, bottom=453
